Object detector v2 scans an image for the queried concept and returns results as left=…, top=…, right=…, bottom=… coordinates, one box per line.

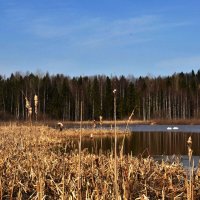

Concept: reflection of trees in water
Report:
left=81, top=132, right=200, bottom=156
left=127, top=132, right=200, bottom=156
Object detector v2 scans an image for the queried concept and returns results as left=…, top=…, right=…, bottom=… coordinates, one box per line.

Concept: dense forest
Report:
left=0, top=70, right=200, bottom=121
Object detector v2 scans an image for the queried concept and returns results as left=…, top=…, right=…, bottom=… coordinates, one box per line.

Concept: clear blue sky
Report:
left=1, top=0, right=200, bottom=77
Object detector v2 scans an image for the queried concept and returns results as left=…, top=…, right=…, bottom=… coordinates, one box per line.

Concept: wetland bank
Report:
left=2, top=0, right=200, bottom=198
left=0, top=124, right=200, bottom=199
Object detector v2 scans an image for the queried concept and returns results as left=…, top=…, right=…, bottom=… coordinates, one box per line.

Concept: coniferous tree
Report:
left=91, top=77, right=101, bottom=119
left=103, top=77, right=113, bottom=119
left=1, top=70, right=200, bottom=121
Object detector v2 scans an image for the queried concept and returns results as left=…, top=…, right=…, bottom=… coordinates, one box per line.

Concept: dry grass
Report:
left=61, top=127, right=129, bottom=138
left=0, top=125, right=199, bottom=199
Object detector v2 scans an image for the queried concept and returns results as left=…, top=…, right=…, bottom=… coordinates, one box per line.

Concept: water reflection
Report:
left=81, top=131, right=200, bottom=156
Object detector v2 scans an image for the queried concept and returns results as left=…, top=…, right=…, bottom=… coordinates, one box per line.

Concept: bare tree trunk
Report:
left=43, top=90, right=46, bottom=120
left=92, top=100, right=94, bottom=119
left=148, top=93, right=151, bottom=120
left=182, top=93, right=186, bottom=120
left=68, top=98, right=71, bottom=121
left=16, top=98, right=20, bottom=120
left=75, top=90, right=79, bottom=121
left=162, top=94, right=165, bottom=119
left=75, top=92, right=77, bottom=121
left=100, top=78, right=103, bottom=113
left=21, top=91, right=24, bottom=120
left=173, top=96, right=176, bottom=120
left=37, top=82, right=40, bottom=116
left=2, top=96, right=5, bottom=116
left=143, top=96, right=146, bottom=121
left=155, top=92, right=158, bottom=118
left=165, top=95, right=167, bottom=119
left=168, top=92, right=171, bottom=120
left=197, top=91, right=199, bottom=118
left=177, top=95, right=180, bottom=119
left=11, top=93, right=13, bottom=114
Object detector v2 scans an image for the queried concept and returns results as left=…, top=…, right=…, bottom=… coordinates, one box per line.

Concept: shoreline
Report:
left=1, top=118, right=200, bottom=127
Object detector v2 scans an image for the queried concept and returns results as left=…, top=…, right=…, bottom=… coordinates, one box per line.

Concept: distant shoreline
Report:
left=1, top=118, right=200, bottom=126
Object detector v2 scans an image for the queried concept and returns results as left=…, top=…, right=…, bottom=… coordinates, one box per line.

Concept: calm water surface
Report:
left=79, top=124, right=200, bottom=166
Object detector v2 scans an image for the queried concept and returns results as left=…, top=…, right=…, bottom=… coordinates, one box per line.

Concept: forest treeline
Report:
left=0, top=70, right=200, bottom=121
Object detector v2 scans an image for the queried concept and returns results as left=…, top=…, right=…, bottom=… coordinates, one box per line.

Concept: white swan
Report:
left=173, top=127, right=179, bottom=130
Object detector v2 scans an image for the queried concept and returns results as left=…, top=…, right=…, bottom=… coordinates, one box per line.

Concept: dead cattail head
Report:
left=34, top=95, right=38, bottom=114
left=187, top=136, right=192, bottom=146
left=25, top=97, right=31, bottom=109
left=187, top=136, right=193, bottom=165
left=25, top=97, right=32, bottom=117
left=93, top=120, right=96, bottom=128
left=99, top=116, right=103, bottom=125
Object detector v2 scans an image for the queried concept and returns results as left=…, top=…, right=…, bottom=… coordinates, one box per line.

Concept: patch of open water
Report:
left=80, top=124, right=200, bottom=167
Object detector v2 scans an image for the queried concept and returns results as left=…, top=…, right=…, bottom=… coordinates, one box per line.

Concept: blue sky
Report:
left=1, top=0, right=200, bottom=77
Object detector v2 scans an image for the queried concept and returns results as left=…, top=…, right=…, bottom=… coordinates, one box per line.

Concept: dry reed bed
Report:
left=62, top=128, right=128, bottom=138
left=0, top=125, right=199, bottom=199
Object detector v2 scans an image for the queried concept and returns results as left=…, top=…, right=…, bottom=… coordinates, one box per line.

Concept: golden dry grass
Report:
left=0, top=125, right=199, bottom=199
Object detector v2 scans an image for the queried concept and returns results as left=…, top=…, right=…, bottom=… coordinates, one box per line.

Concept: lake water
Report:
left=79, top=124, right=200, bottom=167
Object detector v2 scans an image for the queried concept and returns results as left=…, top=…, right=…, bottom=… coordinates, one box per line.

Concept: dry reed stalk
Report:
left=99, top=115, right=103, bottom=154
left=61, top=175, right=65, bottom=200
left=0, top=178, right=2, bottom=200
left=36, top=172, right=44, bottom=200
left=17, top=188, right=22, bottom=200
left=162, top=186, right=165, bottom=200
left=174, top=192, right=184, bottom=199
left=120, top=108, right=135, bottom=159
left=0, top=125, right=200, bottom=199
left=187, top=136, right=194, bottom=200
left=9, top=169, right=16, bottom=200
left=113, top=89, right=118, bottom=199
left=125, top=107, right=135, bottom=132
left=78, top=101, right=83, bottom=200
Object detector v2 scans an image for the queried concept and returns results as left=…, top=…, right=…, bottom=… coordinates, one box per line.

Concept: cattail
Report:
left=187, top=136, right=192, bottom=146
left=34, top=95, right=38, bottom=114
left=25, top=97, right=30, bottom=110
left=187, top=136, right=193, bottom=164
left=34, top=95, right=38, bottom=121
left=99, top=115, right=103, bottom=125
left=25, top=97, right=32, bottom=118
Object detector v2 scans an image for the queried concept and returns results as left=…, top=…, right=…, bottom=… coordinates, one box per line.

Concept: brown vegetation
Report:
left=0, top=125, right=199, bottom=199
